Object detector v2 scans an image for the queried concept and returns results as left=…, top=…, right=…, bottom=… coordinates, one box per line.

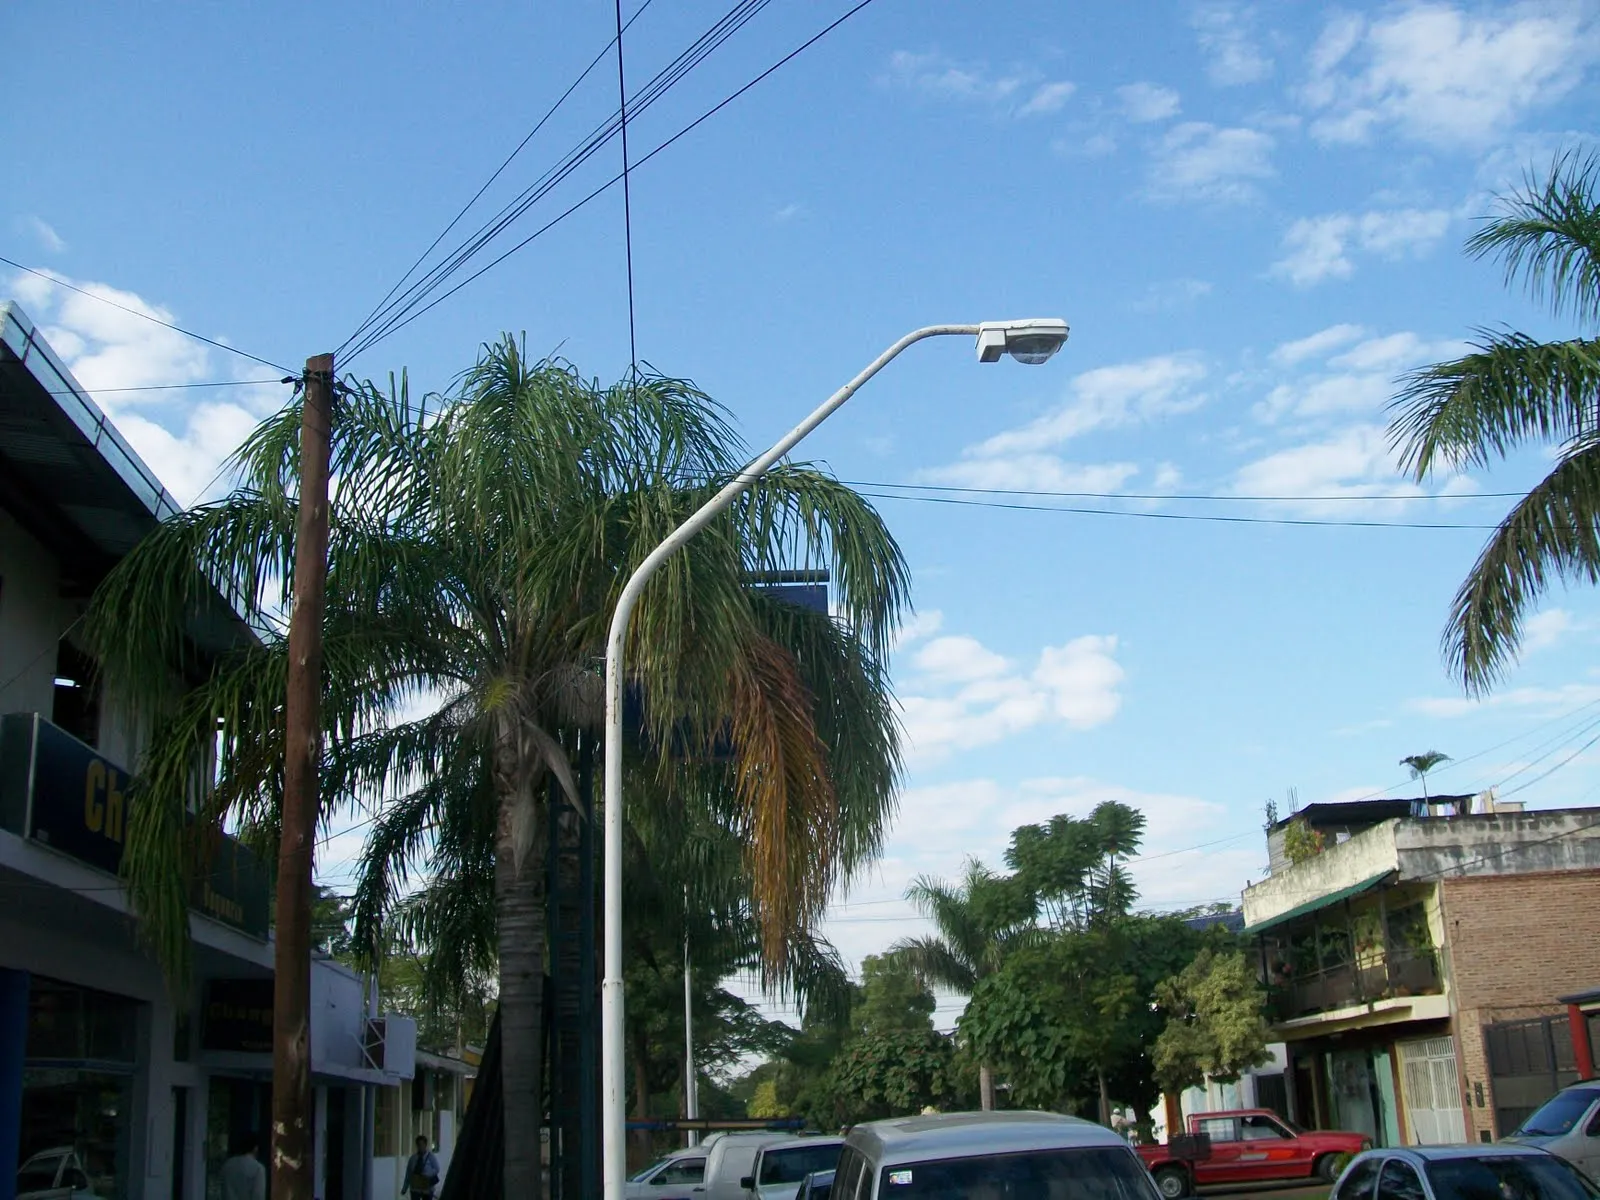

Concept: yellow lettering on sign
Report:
left=105, top=772, right=125, bottom=843
left=85, top=760, right=106, bottom=832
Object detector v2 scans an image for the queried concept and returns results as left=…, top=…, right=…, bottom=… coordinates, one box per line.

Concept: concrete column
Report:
left=0, top=968, right=29, bottom=1200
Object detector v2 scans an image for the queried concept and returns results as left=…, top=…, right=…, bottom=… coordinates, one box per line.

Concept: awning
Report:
left=1243, top=869, right=1395, bottom=935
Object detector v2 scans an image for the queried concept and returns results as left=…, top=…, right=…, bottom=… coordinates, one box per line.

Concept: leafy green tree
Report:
left=853, top=953, right=936, bottom=1035
left=84, top=341, right=907, bottom=1200
left=1152, top=948, right=1270, bottom=1094
left=829, top=1029, right=957, bottom=1125
left=893, top=860, right=1036, bottom=1108
left=1390, top=152, right=1600, bottom=692
left=1006, top=802, right=1146, bottom=930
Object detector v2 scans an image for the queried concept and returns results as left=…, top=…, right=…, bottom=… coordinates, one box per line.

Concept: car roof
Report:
left=846, top=1111, right=1120, bottom=1167
left=760, top=1136, right=844, bottom=1153
left=1358, top=1145, right=1557, bottom=1163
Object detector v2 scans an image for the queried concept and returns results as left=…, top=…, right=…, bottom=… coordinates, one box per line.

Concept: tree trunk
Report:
left=630, top=1029, right=653, bottom=1174
left=979, top=1063, right=995, bottom=1112
left=1097, top=1067, right=1111, bottom=1128
left=495, top=749, right=547, bottom=1200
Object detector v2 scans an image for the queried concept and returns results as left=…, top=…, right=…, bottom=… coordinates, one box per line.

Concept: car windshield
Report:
left=878, top=1146, right=1159, bottom=1200
left=630, top=1158, right=674, bottom=1182
left=17, top=1164, right=59, bottom=1192
left=1425, top=1155, right=1600, bottom=1200
left=761, top=1145, right=841, bottom=1185
left=1514, top=1091, right=1600, bottom=1138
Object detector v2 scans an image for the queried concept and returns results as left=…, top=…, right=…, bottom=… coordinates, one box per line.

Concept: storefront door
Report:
left=204, top=1079, right=272, bottom=1200
left=1329, top=1049, right=1383, bottom=1144
left=1398, top=1037, right=1467, bottom=1144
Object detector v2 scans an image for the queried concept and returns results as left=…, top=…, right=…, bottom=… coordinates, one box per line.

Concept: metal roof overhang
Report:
left=1243, top=869, right=1396, bottom=935
left=0, top=301, right=253, bottom=657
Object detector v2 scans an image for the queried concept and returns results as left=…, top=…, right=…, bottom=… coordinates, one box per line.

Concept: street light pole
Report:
left=600, top=319, right=1069, bottom=1199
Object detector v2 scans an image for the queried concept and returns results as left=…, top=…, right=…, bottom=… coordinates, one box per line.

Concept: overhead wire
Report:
left=843, top=480, right=1527, bottom=503
left=341, top=0, right=882, bottom=362
left=341, top=0, right=782, bottom=361
left=338, top=0, right=660, bottom=357
left=0, top=255, right=295, bottom=375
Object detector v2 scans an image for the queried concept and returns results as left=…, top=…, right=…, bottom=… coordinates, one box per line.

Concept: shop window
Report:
left=27, top=977, right=138, bottom=1063
left=52, top=642, right=101, bottom=748
left=20, top=1068, right=134, bottom=1200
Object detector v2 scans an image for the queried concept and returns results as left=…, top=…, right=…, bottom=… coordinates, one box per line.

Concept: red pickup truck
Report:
left=1137, top=1109, right=1370, bottom=1198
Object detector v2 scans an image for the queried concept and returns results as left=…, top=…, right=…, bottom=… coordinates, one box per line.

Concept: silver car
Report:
left=835, top=1110, right=1162, bottom=1200
left=742, top=1137, right=843, bottom=1200
left=1505, top=1084, right=1600, bottom=1179
left=1330, top=1144, right=1597, bottom=1200
left=628, top=1149, right=708, bottom=1200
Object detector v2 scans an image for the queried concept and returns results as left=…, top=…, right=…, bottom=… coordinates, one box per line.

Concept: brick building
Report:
left=1241, top=800, right=1600, bottom=1147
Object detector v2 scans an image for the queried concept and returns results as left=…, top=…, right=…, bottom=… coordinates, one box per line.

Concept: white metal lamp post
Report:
left=600, top=319, right=1070, bottom=1198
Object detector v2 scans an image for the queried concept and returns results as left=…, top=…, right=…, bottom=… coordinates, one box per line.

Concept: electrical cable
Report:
left=852, top=489, right=1500, bottom=529
left=341, top=0, right=780, bottom=360
left=338, top=0, right=660, bottom=357
left=843, top=480, right=1527, bottom=503
left=34, top=378, right=291, bottom=397
left=614, top=0, right=640, bottom=383
left=0, top=256, right=295, bottom=375
left=342, top=0, right=881, bottom=362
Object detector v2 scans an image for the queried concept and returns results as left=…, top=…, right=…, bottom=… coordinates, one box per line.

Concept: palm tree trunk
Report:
left=494, top=739, right=547, bottom=1200
left=1097, top=1067, right=1111, bottom=1127
left=979, top=1063, right=995, bottom=1112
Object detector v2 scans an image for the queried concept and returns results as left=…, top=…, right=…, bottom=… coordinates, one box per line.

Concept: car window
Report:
left=1587, top=1105, right=1600, bottom=1138
left=1241, top=1116, right=1288, bottom=1141
left=1335, top=1157, right=1382, bottom=1200
left=1198, top=1118, right=1240, bottom=1144
left=878, top=1145, right=1158, bottom=1200
left=763, top=1146, right=843, bottom=1186
left=17, top=1164, right=60, bottom=1193
left=62, top=1169, right=89, bottom=1191
left=1426, top=1155, right=1600, bottom=1200
left=1516, top=1091, right=1600, bottom=1138
left=661, top=1158, right=705, bottom=1184
left=834, top=1149, right=865, bottom=1200
left=1377, top=1161, right=1426, bottom=1200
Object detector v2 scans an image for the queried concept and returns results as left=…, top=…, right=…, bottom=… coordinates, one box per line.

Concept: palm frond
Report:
left=1468, top=150, right=1600, bottom=328
left=1444, top=439, right=1600, bottom=691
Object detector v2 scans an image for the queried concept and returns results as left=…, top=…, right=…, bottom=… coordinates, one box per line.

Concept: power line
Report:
left=338, top=0, right=659, bottom=357
left=0, top=256, right=295, bottom=375
left=844, top=480, right=1527, bottom=504
left=853, top=489, right=1499, bottom=530
left=35, top=378, right=291, bottom=397
left=614, top=0, right=640, bottom=382
left=342, top=0, right=782, bottom=360
left=343, top=0, right=881, bottom=361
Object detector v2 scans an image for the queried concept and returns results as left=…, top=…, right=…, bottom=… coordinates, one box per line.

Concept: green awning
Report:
left=1243, top=869, right=1395, bottom=935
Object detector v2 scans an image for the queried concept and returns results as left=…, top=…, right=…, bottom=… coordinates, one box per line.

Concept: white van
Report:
left=693, top=1132, right=799, bottom=1200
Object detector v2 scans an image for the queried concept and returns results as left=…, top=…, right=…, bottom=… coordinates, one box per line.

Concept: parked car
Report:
left=793, top=1169, right=834, bottom=1200
left=628, top=1147, right=709, bottom=1200
left=696, top=1132, right=808, bottom=1200
left=741, top=1137, right=843, bottom=1200
left=1505, top=1082, right=1600, bottom=1178
left=1138, top=1108, right=1370, bottom=1198
left=16, top=1148, right=100, bottom=1200
left=1330, top=1145, right=1597, bottom=1200
left=835, top=1110, right=1161, bottom=1200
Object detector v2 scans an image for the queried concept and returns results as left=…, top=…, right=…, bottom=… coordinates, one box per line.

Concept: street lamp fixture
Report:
left=601, top=319, right=1069, bottom=1200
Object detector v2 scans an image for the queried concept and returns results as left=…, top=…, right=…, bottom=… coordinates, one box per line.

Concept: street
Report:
left=1202, top=1183, right=1331, bottom=1200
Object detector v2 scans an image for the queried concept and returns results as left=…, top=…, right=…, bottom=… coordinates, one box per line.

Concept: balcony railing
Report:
left=1269, top=947, right=1440, bottom=1020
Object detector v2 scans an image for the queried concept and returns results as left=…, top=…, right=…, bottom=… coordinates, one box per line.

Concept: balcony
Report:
left=1269, top=947, right=1441, bottom=1020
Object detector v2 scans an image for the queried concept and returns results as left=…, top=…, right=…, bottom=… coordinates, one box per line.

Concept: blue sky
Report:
left=7, top=1, right=1600, bottom=1025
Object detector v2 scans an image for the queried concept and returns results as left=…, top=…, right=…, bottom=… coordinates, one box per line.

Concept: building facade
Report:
left=1242, top=799, right=1600, bottom=1147
left=0, top=301, right=417, bottom=1200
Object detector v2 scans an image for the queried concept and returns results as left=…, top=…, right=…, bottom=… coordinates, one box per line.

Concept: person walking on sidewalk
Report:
left=221, top=1134, right=266, bottom=1200
left=403, top=1135, right=441, bottom=1200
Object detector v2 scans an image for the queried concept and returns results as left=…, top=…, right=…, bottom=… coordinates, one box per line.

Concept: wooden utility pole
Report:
left=272, top=352, right=334, bottom=1200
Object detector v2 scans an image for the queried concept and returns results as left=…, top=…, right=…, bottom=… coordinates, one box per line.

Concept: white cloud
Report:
left=1132, top=278, right=1213, bottom=312
left=1272, top=209, right=1452, bottom=286
left=1192, top=3, right=1274, bottom=86
left=1522, top=608, right=1576, bottom=654
left=1328, top=331, right=1464, bottom=373
left=1231, top=423, right=1421, bottom=509
left=892, top=609, right=945, bottom=651
left=897, top=632, right=1124, bottom=764
left=1271, top=323, right=1370, bottom=366
left=773, top=203, right=803, bottom=222
left=1146, top=122, right=1275, bottom=203
left=1019, top=81, right=1077, bottom=117
left=1409, top=682, right=1600, bottom=719
left=1118, top=82, right=1182, bottom=122
left=1302, top=3, right=1599, bottom=148
left=21, top=216, right=66, bottom=253
left=921, top=356, right=1205, bottom=496
left=6, top=268, right=282, bottom=506
left=885, top=50, right=1072, bottom=118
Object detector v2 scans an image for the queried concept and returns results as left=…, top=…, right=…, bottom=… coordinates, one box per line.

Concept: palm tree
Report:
left=83, top=338, right=906, bottom=1199
left=1390, top=151, right=1600, bottom=693
left=893, top=859, right=1036, bottom=1110
left=1400, top=750, right=1452, bottom=799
